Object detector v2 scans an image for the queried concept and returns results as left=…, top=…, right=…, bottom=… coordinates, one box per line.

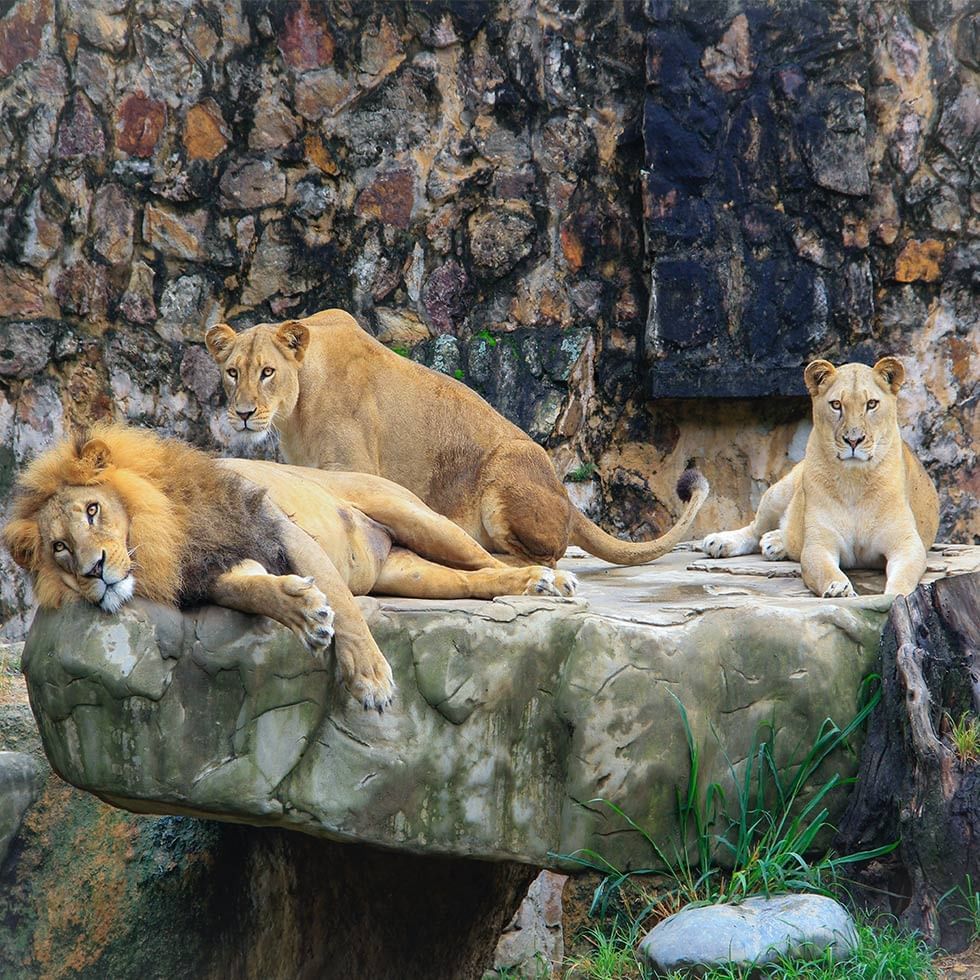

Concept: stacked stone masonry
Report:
left=0, top=0, right=977, bottom=637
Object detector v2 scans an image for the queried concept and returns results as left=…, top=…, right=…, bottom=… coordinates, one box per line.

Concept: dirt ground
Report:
left=936, top=941, right=980, bottom=979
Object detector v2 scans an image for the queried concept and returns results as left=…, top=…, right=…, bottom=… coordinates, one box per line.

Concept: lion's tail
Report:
left=569, top=468, right=709, bottom=566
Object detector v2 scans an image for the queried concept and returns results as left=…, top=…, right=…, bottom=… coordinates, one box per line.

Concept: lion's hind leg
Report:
left=210, top=560, right=336, bottom=653
left=373, top=548, right=578, bottom=600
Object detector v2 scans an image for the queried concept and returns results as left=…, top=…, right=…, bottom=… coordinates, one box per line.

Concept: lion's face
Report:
left=18, top=484, right=135, bottom=613
left=205, top=320, right=310, bottom=447
left=804, top=357, right=905, bottom=466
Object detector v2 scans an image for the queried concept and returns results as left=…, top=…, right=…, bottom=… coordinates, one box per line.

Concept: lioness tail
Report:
left=569, top=468, right=709, bottom=565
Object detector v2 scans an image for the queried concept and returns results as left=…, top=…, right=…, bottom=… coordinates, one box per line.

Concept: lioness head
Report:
left=4, top=438, right=136, bottom=613
left=205, top=320, right=310, bottom=446
left=804, top=356, right=905, bottom=465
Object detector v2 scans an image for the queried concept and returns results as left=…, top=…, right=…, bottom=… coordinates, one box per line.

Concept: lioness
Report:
left=701, top=357, right=939, bottom=597
left=3, top=425, right=578, bottom=711
left=205, top=310, right=708, bottom=567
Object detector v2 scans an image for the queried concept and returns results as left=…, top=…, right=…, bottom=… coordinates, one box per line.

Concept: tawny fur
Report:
left=206, top=309, right=709, bottom=566
left=701, top=357, right=940, bottom=597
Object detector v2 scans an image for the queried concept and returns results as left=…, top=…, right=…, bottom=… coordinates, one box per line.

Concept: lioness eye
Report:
left=867, top=399, right=879, bottom=410
left=830, top=400, right=842, bottom=411
left=53, top=541, right=66, bottom=553
left=86, top=502, right=99, bottom=518
left=261, top=367, right=275, bottom=379
left=227, top=368, right=238, bottom=380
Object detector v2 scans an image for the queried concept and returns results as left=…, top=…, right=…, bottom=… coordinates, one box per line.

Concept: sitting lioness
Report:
left=701, top=357, right=939, bottom=597
left=204, top=310, right=708, bottom=567
left=3, top=425, right=578, bottom=711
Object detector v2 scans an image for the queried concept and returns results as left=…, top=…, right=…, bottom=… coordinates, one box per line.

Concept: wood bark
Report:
left=835, top=572, right=980, bottom=951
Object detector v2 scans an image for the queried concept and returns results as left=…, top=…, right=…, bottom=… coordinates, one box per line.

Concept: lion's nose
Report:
left=237, top=409, right=255, bottom=422
left=84, top=551, right=106, bottom=580
left=845, top=434, right=865, bottom=448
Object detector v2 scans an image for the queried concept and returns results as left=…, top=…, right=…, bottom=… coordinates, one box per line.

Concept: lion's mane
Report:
left=6, top=424, right=291, bottom=608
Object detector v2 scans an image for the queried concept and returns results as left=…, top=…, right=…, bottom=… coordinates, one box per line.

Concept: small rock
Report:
left=468, top=205, right=535, bottom=276
left=0, top=0, right=52, bottom=76
left=895, top=239, right=945, bottom=283
left=638, top=894, right=859, bottom=975
left=144, top=202, right=208, bottom=262
left=63, top=0, right=128, bottom=54
left=118, top=261, right=157, bottom=326
left=293, top=67, right=354, bottom=120
left=374, top=308, right=430, bottom=348
left=115, top=92, right=167, bottom=158
left=701, top=14, right=754, bottom=92
left=20, top=190, right=63, bottom=268
left=421, top=260, right=469, bottom=334
left=219, top=159, right=286, bottom=210
left=356, top=167, right=415, bottom=230
left=277, top=0, right=334, bottom=70
left=54, top=260, right=108, bottom=318
left=184, top=100, right=230, bottom=161
left=0, top=320, right=55, bottom=379
left=0, top=751, right=41, bottom=867
left=54, top=91, right=105, bottom=159
left=0, top=265, right=49, bottom=318
left=179, top=345, right=221, bottom=404
left=92, top=183, right=134, bottom=266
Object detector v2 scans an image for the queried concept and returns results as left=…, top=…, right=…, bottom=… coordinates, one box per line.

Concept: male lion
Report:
left=3, top=425, right=578, bottom=711
left=205, top=310, right=708, bottom=567
left=701, top=357, right=939, bottom=597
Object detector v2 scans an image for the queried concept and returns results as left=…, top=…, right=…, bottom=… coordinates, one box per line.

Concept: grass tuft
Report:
left=945, top=711, right=980, bottom=763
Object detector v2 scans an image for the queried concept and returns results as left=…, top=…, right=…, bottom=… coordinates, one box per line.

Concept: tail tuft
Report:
left=676, top=466, right=708, bottom=503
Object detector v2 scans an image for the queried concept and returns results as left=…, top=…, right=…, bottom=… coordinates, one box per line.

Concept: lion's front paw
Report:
left=701, top=530, right=756, bottom=558
left=760, top=530, right=787, bottom=561
left=523, top=567, right=577, bottom=598
left=822, top=580, right=857, bottom=599
left=282, top=575, right=335, bottom=654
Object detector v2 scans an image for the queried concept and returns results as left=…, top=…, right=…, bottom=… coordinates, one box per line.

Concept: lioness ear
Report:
left=205, top=323, right=237, bottom=363
left=804, top=359, right=837, bottom=396
left=274, top=320, right=310, bottom=362
left=3, top=518, right=40, bottom=571
left=79, top=438, right=112, bottom=473
left=873, top=356, right=905, bottom=393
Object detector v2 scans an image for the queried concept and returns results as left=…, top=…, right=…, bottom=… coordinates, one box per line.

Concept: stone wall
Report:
left=0, top=0, right=976, bottom=637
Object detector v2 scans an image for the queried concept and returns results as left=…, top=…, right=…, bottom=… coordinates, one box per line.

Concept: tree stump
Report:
left=835, top=572, right=980, bottom=951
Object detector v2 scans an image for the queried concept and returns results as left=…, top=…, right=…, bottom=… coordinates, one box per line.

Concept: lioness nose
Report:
left=237, top=409, right=255, bottom=422
left=845, top=434, right=865, bottom=448
left=84, top=551, right=106, bottom=579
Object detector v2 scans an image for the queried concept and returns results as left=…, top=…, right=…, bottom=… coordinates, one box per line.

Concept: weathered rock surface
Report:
left=24, top=546, right=980, bottom=870
left=638, top=894, right=858, bottom=975
left=0, top=751, right=39, bottom=867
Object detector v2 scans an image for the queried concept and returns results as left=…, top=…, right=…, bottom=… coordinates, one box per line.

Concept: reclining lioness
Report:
left=3, top=425, right=578, bottom=711
left=701, top=357, right=939, bottom=597
left=205, top=310, right=708, bottom=567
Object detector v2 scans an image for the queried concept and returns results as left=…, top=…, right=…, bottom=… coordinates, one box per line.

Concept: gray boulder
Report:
left=22, top=547, right=980, bottom=870
left=638, top=893, right=858, bottom=975
left=0, top=751, right=41, bottom=866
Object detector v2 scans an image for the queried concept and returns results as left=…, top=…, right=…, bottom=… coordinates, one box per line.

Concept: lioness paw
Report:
left=760, top=530, right=787, bottom=561
left=554, top=570, right=578, bottom=597
left=701, top=530, right=757, bottom=558
left=523, top=567, right=577, bottom=597
left=822, top=580, right=857, bottom=599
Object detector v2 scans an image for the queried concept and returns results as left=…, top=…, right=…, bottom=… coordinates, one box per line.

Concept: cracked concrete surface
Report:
left=23, top=545, right=980, bottom=870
